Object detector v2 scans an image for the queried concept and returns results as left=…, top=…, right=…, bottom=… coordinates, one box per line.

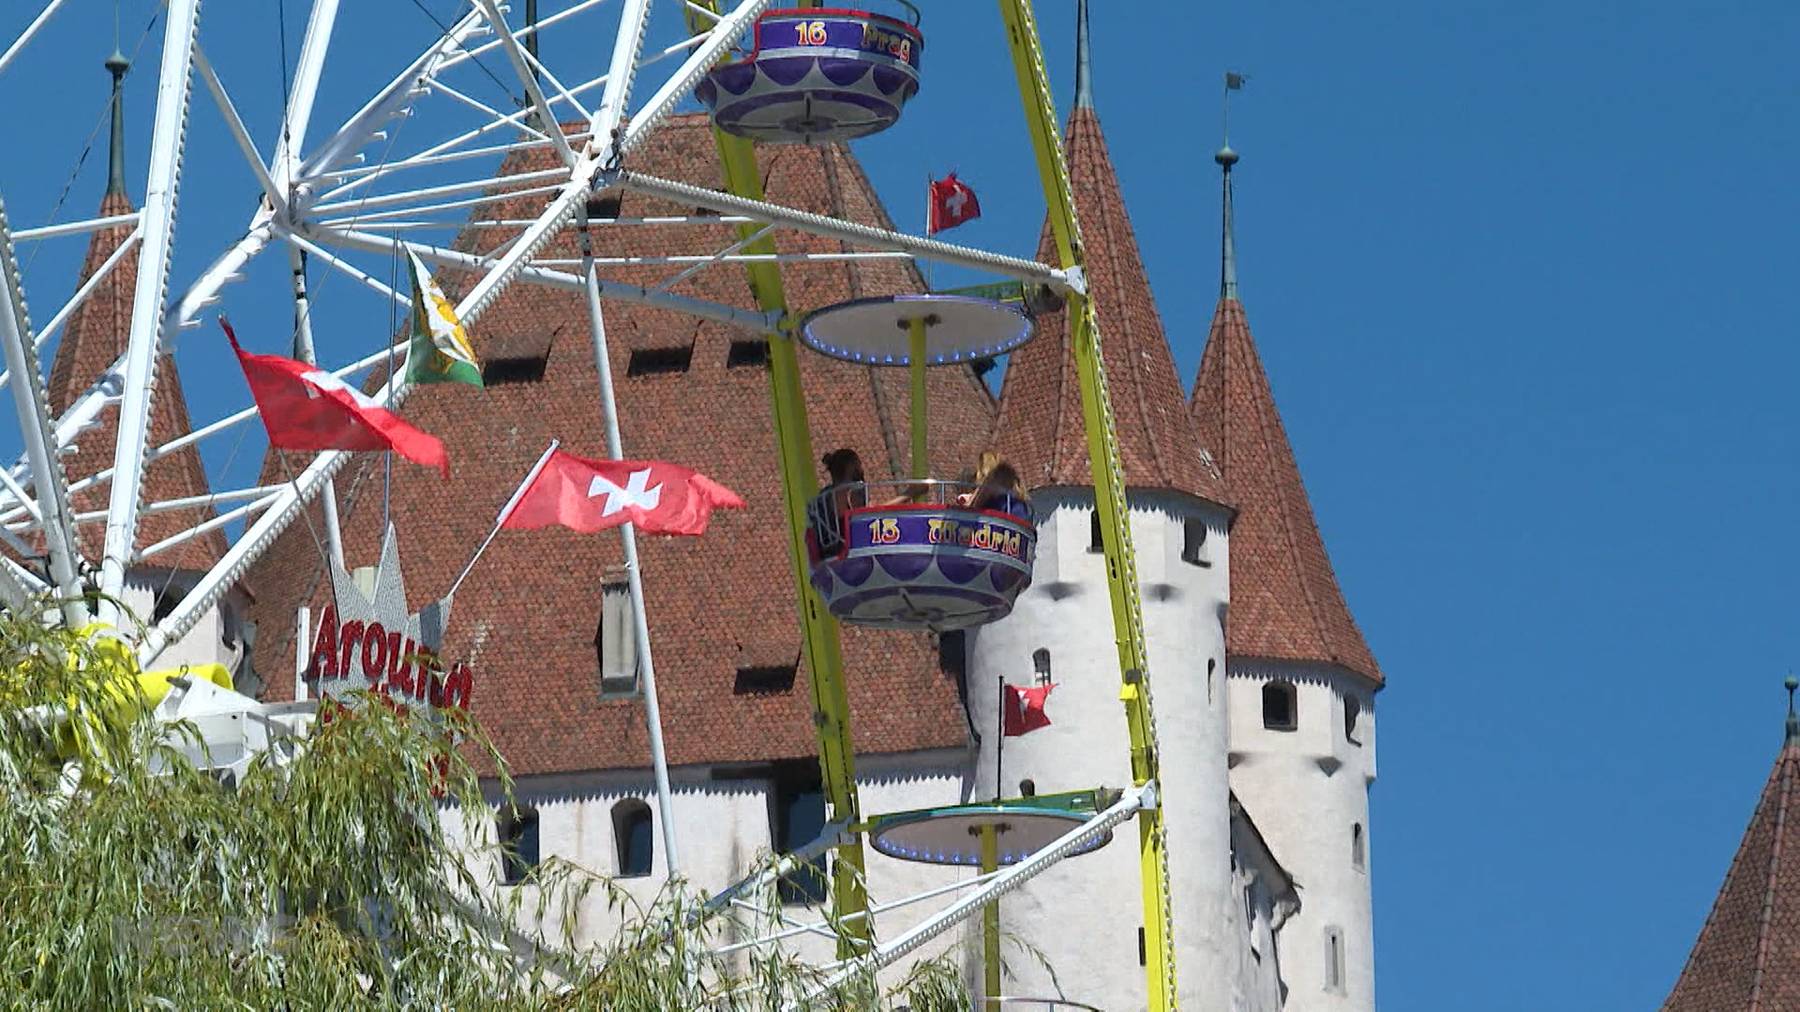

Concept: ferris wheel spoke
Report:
left=0, top=225, right=142, bottom=396
left=0, top=0, right=68, bottom=79
left=470, top=0, right=577, bottom=167
left=96, top=0, right=204, bottom=622
left=0, top=200, right=89, bottom=624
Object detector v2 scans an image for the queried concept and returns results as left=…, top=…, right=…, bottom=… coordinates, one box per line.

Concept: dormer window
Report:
left=627, top=346, right=692, bottom=376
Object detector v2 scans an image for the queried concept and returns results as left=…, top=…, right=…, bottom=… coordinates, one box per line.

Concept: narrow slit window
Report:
left=1324, top=927, right=1346, bottom=991
left=1032, top=648, right=1052, bottom=685
left=612, top=799, right=654, bottom=878
left=1352, top=823, right=1366, bottom=870
left=1088, top=511, right=1104, bottom=554
left=1262, top=680, right=1297, bottom=731
left=1344, top=696, right=1363, bottom=745
left=497, top=805, right=540, bottom=886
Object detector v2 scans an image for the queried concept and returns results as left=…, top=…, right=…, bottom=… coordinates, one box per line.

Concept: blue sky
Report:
left=4, top=1, right=1800, bottom=1007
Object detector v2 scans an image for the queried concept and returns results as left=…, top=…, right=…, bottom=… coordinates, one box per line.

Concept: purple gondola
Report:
left=698, top=7, right=923, bottom=145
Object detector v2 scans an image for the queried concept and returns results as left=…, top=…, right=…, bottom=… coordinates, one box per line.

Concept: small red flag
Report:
left=1002, top=682, right=1055, bottom=737
left=224, top=319, right=449, bottom=476
left=927, top=173, right=981, bottom=235
left=498, top=449, right=745, bottom=536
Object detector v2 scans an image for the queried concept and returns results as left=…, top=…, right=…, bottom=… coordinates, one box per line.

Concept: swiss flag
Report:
left=1002, top=682, right=1055, bottom=737
left=224, top=318, right=449, bottom=476
left=499, top=449, right=745, bottom=536
left=927, top=173, right=981, bottom=235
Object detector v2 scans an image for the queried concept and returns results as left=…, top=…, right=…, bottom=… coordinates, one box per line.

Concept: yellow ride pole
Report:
left=996, top=0, right=1180, bottom=1007
left=981, top=823, right=1002, bottom=1007
left=908, top=317, right=928, bottom=479
left=685, top=6, right=871, bottom=954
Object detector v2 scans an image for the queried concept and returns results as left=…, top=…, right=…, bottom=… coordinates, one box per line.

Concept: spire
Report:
left=1787, top=674, right=1798, bottom=747
left=104, top=48, right=129, bottom=197
left=1663, top=692, right=1800, bottom=1008
left=992, top=75, right=1226, bottom=501
left=1216, top=145, right=1238, bottom=301
left=1073, top=0, right=1093, bottom=109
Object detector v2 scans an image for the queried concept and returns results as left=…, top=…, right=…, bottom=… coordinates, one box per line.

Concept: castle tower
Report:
left=967, top=3, right=1240, bottom=1004
left=47, top=54, right=246, bottom=679
left=1661, top=678, right=1800, bottom=1008
left=1190, top=140, right=1383, bottom=1009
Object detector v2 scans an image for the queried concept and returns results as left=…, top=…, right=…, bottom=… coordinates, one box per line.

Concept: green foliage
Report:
left=0, top=609, right=971, bottom=1010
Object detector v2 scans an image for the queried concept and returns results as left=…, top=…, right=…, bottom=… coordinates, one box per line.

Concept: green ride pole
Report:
left=908, top=317, right=928, bottom=479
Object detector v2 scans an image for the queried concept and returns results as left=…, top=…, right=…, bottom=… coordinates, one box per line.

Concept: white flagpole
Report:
left=579, top=213, right=681, bottom=878
left=446, top=438, right=559, bottom=599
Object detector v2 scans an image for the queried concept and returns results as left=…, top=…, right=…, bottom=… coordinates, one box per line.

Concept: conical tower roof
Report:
left=1189, top=151, right=1381, bottom=684
left=1663, top=685, right=1800, bottom=1010
left=44, top=57, right=222, bottom=573
left=992, top=92, right=1225, bottom=501
left=245, top=115, right=996, bottom=774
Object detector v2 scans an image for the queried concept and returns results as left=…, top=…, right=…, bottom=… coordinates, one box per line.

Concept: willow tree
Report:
left=0, top=607, right=965, bottom=1010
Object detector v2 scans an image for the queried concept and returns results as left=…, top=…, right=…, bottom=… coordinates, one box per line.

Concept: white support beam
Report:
left=0, top=201, right=87, bottom=625
left=614, top=170, right=1078, bottom=291
left=0, top=0, right=67, bottom=77
left=297, top=7, right=484, bottom=181
left=193, top=47, right=284, bottom=211
left=0, top=226, right=140, bottom=390
left=471, top=0, right=576, bottom=166
left=97, top=0, right=204, bottom=621
left=314, top=225, right=777, bottom=331
left=268, top=0, right=342, bottom=190
left=307, top=167, right=565, bottom=218
left=12, top=212, right=141, bottom=242
left=135, top=492, right=279, bottom=564
left=613, top=0, right=766, bottom=159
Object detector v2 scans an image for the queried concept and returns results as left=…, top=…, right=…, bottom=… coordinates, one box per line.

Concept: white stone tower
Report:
left=963, top=5, right=1241, bottom=1004
left=1191, top=140, right=1383, bottom=1010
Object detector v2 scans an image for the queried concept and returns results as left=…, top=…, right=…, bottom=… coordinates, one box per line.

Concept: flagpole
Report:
left=287, top=247, right=346, bottom=570
left=579, top=215, right=681, bottom=878
left=996, top=675, right=1004, bottom=802
left=446, top=439, right=559, bottom=600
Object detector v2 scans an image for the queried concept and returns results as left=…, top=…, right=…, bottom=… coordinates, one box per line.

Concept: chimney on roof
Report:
left=1786, top=674, right=1798, bottom=747
left=1073, top=0, right=1094, bottom=110
left=104, top=48, right=129, bottom=197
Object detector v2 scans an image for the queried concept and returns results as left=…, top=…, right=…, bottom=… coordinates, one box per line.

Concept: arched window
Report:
left=612, top=799, right=654, bottom=878
left=1352, top=822, right=1366, bottom=870
left=1032, top=648, right=1052, bottom=685
left=1262, top=680, right=1297, bottom=731
left=496, top=804, right=540, bottom=886
left=1088, top=510, right=1104, bottom=553
left=1344, top=695, right=1362, bottom=745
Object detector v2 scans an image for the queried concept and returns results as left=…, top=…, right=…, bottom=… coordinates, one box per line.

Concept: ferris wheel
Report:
left=0, top=0, right=1183, bottom=1006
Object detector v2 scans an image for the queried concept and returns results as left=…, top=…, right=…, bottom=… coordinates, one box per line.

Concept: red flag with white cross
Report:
left=1003, top=682, right=1055, bottom=736
left=498, top=448, right=745, bottom=536
left=927, top=173, right=981, bottom=235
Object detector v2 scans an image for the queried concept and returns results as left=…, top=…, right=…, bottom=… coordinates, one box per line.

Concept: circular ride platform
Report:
left=697, top=7, right=923, bottom=145
left=797, top=293, right=1033, bottom=366
left=866, top=789, right=1122, bottom=867
left=808, top=480, right=1035, bottom=631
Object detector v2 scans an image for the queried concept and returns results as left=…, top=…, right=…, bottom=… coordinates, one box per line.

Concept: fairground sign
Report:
left=305, top=525, right=471, bottom=717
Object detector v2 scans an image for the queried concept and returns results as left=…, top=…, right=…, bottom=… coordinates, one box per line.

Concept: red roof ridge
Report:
left=993, top=106, right=1225, bottom=503
left=1190, top=296, right=1381, bottom=684
left=1664, top=743, right=1800, bottom=1009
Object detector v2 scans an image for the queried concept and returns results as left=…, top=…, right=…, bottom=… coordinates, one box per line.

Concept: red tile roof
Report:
left=992, top=107, right=1225, bottom=503
left=246, top=116, right=993, bottom=774
left=1189, top=298, right=1381, bottom=684
left=44, top=191, right=224, bottom=573
left=1663, top=740, right=1800, bottom=1011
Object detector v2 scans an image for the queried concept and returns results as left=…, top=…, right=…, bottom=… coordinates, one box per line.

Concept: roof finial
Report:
left=1216, top=71, right=1246, bottom=300
left=104, top=44, right=130, bottom=197
left=1074, top=0, right=1093, bottom=110
left=1785, top=673, right=1798, bottom=746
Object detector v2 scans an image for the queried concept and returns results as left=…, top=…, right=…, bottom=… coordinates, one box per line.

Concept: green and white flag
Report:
left=405, top=250, right=482, bottom=387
